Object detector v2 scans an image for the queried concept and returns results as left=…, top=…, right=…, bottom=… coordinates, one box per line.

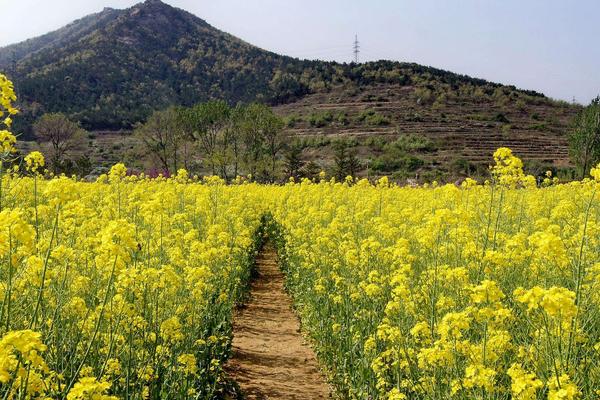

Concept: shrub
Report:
left=308, top=111, right=334, bottom=128
left=388, top=134, right=437, bottom=153
left=494, top=113, right=510, bottom=123
left=371, top=154, right=424, bottom=173
left=356, top=109, right=390, bottom=126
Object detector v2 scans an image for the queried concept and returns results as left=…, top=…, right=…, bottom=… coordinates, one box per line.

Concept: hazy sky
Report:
left=1, top=0, right=598, bottom=103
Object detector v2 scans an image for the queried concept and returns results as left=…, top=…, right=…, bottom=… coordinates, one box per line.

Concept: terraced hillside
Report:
left=275, top=83, right=578, bottom=181
left=16, top=82, right=578, bottom=182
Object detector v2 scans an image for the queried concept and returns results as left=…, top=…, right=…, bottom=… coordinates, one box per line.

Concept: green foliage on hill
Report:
left=0, top=0, right=553, bottom=137
left=370, top=135, right=435, bottom=174
left=568, top=96, right=600, bottom=178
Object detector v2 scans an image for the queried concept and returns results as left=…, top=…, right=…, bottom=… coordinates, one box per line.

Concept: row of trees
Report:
left=137, top=101, right=374, bottom=182
left=136, top=101, right=286, bottom=181
left=26, top=104, right=366, bottom=182
left=29, top=95, right=599, bottom=183
left=136, top=95, right=600, bottom=182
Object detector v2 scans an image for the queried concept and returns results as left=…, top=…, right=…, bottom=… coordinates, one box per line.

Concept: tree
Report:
left=333, top=140, right=361, bottom=181
left=149, top=101, right=284, bottom=181
left=235, top=103, right=283, bottom=182
left=236, top=104, right=265, bottom=180
left=269, top=71, right=310, bottom=104
left=181, top=101, right=231, bottom=177
left=228, top=105, right=246, bottom=178
left=33, top=113, right=84, bottom=173
left=261, top=108, right=285, bottom=182
left=283, top=142, right=305, bottom=181
left=569, top=96, right=600, bottom=179
left=135, top=107, right=187, bottom=175
left=301, top=161, right=322, bottom=181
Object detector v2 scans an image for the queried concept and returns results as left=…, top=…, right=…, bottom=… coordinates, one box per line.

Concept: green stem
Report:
left=4, top=229, right=13, bottom=331
left=62, top=255, right=119, bottom=398
left=29, top=207, right=60, bottom=330
left=34, top=174, right=39, bottom=242
left=0, top=160, right=3, bottom=212
left=566, top=187, right=596, bottom=368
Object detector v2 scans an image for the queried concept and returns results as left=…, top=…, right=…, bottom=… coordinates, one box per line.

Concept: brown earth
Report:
left=225, top=245, right=331, bottom=400
left=275, top=84, right=579, bottom=176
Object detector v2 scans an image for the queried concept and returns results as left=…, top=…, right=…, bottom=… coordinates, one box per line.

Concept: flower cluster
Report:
left=24, top=151, right=45, bottom=173
left=0, top=74, right=18, bottom=126
left=0, top=130, right=16, bottom=154
left=0, top=74, right=18, bottom=156
left=490, top=147, right=535, bottom=187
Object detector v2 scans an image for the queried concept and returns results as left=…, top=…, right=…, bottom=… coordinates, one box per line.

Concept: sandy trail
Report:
left=225, top=244, right=331, bottom=399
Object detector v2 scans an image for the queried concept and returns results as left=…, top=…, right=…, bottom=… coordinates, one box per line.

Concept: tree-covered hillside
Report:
left=1, top=0, right=552, bottom=137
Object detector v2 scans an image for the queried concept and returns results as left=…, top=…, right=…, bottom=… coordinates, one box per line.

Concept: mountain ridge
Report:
left=2, top=0, right=300, bottom=131
left=0, top=7, right=122, bottom=67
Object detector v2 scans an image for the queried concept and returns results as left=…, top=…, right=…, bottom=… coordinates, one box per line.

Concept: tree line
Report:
left=136, top=101, right=287, bottom=182
left=26, top=101, right=366, bottom=182
left=136, top=101, right=368, bottom=182
left=27, top=95, right=600, bottom=182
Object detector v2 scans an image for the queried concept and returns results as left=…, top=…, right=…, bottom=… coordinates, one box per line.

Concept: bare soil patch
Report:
left=225, top=245, right=331, bottom=399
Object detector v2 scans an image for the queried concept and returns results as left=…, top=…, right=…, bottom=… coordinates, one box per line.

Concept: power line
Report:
left=353, top=34, right=360, bottom=63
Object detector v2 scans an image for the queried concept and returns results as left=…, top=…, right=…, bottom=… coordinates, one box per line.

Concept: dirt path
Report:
left=225, top=244, right=331, bottom=399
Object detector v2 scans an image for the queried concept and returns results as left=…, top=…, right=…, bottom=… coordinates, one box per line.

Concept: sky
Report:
left=0, top=0, right=599, bottom=103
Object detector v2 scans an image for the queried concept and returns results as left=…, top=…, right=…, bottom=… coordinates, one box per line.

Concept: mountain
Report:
left=0, top=7, right=122, bottom=67
left=0, top=0, right=579, bottom=180
left=2, top=0, right=307, bottom=132
left=1, top=1, right=557, bottom=129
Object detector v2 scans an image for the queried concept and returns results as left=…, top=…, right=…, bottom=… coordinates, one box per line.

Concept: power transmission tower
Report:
left=353, top=35, right=360, bottom=63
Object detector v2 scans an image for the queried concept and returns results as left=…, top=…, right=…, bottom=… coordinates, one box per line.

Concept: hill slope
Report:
left=275, top=83, right=576, bottom=181
left=0, top=7, right=122, bottom=67
left=2, top=0, right=310, bottom=131
left=2, top=1, right=562, bottom=128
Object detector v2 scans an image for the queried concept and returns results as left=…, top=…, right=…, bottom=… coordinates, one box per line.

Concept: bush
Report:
left=302, top=136, right=331, bottom=148
left=529, top=123, right=549, bottom=131
left=285, top=115, right=300, bottom=128
left=335, top=112, right=349, bottom=126
left=414, top=87, right=435, bottom=105
left=371, top=154, right=424, bottom=173
left=450, top=157, right=478, bottom=176
left=365, top=136, right=386, bottom=151
left=406, top=113, right=423, bottom=122
left=356, top=109, right=390, bottom=126
left=308, top=111, right=334, bottom=127
left=388, top=134, right=437, bottom=153
left=494, top=113, right=510, bottom=123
